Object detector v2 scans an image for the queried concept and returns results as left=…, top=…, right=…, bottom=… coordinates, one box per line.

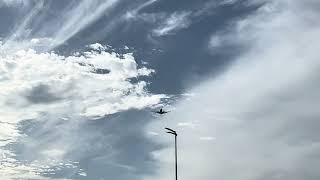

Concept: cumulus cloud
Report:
left=0, top=43, right=166, bottom=178
left=145, top=0, right=320, bottom=180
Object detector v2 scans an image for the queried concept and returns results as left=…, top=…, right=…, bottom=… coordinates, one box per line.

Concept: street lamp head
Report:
left=165, top=127, right=175, bottom=132
left=165, top=127, right=177, bottom=136
left=166, top=131, right=177, bottom=136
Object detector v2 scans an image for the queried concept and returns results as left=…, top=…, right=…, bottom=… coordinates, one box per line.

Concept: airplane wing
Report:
left=151, top=110, right=161, bottom=114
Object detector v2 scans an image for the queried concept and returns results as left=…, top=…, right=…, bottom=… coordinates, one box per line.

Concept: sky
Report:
left=0, top=0, right=320, bottom=179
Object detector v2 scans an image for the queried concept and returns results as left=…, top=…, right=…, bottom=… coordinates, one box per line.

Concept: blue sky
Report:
left=0, top=0, right=320, bottom=179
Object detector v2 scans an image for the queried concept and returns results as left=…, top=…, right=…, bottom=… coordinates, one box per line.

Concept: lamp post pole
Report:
left=165, top=127, right=178, bottom=180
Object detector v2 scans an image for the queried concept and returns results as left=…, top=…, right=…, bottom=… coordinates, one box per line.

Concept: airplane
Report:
left=154, top=108, right=169, bottom=114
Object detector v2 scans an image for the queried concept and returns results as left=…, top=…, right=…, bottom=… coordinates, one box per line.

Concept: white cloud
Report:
left=220, top=0, right=239, bottom=5
left=3, top=1, right=45, bottom=52
left=147, top=131, right=160, bottom=136
left=124, top=0, right=158, bottom=20
left=51, top=0, right=120, bottom=48
left=177, top=121, right=199, bottom=129
left=0, top=42, right=166, bottom=178
left=145, top=0, right=320, bottom=180
left=89, top=43, right=106, bottom=51
left=2, top=0, right=121, bottom=50
left=0, top=42, right=164, bottom=118
left=153, top=11, right=191, bottom=36
left=0, top=0, right=31, bottom=7
left=199, top=136, right=216, bottom=141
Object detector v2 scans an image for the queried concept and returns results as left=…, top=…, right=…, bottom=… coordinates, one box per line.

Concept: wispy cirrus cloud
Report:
left=51, top=0, right=120, bottom=48
left=152, top=11, right=192, bottom=36
left=0, top=0, right=32, bottom=7
left=2, top=0, right=121, bottom=50
left=124, top=0, right=159, bottom=20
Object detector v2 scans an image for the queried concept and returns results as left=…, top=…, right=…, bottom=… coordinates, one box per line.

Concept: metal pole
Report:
left=175, top=134, right=177, bottom=180
left=165, top=128, right=178, bottom=180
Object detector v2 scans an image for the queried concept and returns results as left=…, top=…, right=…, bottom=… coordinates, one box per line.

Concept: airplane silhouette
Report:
left=154, top=108, right=169, bottom=114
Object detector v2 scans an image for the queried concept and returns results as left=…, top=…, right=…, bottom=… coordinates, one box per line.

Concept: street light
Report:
left=165, top=127, right=178, bottom=180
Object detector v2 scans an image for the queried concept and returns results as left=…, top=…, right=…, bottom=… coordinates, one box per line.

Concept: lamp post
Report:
left=165, top=127, right=178, bottom=180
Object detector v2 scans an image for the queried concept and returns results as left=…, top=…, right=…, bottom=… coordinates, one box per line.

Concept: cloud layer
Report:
left=2, top=0, right=319, bottom=179
left=145, top=0, right=320, bottom=180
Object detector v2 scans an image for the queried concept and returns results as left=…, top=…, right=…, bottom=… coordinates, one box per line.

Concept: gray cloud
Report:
left=145, top=0, right=320, bottom=180
left=11, top=110, right=162, bottom=179
left=24, top=84, right=61, bottom=104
